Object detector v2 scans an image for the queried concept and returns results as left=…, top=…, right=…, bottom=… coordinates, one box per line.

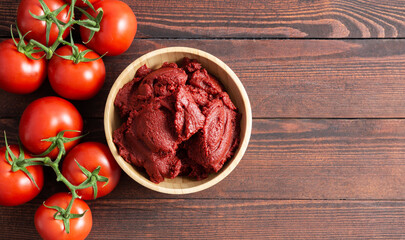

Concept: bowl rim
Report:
left=104, top=46, right=252, bottom=194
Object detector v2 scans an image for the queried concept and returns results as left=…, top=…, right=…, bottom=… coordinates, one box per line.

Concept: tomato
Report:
left=64, top=0, right=99, bottom=7
left=62, top=142, right=121, bottom=200
left=19, top=96, right=83, bottom=158
left=17, top=0, right=70, bottom=46
left=35, top=192, right=92, bottom=240
left=80, top=0, right=137, bottom=56
left=48, top=44, right=105, bottom=100
left=0, top=145, right=43, bottom=206
left=0, top=39, right=46, bottom=94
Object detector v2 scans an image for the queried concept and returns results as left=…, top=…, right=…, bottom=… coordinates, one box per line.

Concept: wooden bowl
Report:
left=104, top=47, right=252, bottom=194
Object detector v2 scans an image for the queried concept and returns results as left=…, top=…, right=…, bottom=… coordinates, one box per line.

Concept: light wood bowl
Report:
left=104, top=47, right=252, bottom=194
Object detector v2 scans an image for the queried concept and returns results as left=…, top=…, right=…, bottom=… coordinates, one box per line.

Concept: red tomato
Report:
left=0, top=39, right=46, bottom=94
left=0, top=145, right=44, bottom=206
left=19, top=96, right=83, bottom=158
left=35, top=192, right=92, bottom=240
left=48, top=44, right=105, bottom=100
left=17, top=0, right=70, bottom=46
left=64, top=0, right=99, bottom=7
left=80, top=0, right=137, bottom=56
left=62, top=142, right=121, bottom=200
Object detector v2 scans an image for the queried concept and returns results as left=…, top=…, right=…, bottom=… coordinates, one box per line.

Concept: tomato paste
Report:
left=113, top=58, right=240, bottom=183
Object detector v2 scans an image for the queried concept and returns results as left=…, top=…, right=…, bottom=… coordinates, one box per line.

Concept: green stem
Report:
left=59, top=39, right=72, bottom=46
left=29, top=39, right=50, bottom=54
left=43, top=150, right=81, bottom=220
left=3, top=130, right=101, bottom=233
left=29, top=0, right=83, bottom=59
left=22, top=0, right=102, bottom=60
left=53, top=140, right=65, bottom=165
left=45, top=10, right=71, bottom=59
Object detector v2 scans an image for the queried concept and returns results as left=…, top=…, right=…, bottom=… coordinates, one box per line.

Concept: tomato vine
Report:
left=20, top=0, right=103, bottom=60
left=4, top=130, right=107, bottom=234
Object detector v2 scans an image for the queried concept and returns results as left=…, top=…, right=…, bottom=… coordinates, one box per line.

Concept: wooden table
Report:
left=1, top=0, right=405, bottom=239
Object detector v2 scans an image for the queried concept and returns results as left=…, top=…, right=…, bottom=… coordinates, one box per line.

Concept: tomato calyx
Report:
left=10, top=25, right=45, bottom=60
left=3, top=132, right=44, bottom=189
left=43, top=198, right=88, bottom=234
left=76, top=6, right=103, bottom=44
left=38, top=129, right=84, bottom=161
left=27, top=0, right=73, bottom=58
left=54, top=33, right=105, bottom=64
left=28, top=0, right=68, bottom=46
left=75, top=161, right=109, bottom=199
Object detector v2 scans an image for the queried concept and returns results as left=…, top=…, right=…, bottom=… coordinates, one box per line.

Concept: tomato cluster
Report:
left=1, top=97, right=122, bottom=240
left=0, top=0, right=137, bottom=99
left=0, top=0, right=135, bottom=239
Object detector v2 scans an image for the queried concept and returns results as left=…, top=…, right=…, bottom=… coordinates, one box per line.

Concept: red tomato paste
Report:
left=113, top=58, right=240, bottom=183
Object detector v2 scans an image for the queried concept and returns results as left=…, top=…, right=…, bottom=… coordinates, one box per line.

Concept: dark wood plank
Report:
left=0, top=0, right=15, bottom=37
left=131, top=0, right=405, bottom=39
left=2, top=118, right=405, bottom=200
left=2, top=0, right=405, bottom=38
left=1, top=199, right=404, bottom=239
left=1, top=39, right=405, bottom=118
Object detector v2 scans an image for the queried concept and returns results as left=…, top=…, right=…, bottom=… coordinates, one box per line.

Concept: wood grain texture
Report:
left=0, top=199, right=404, bottom=239
left=130, top=0, right=405, bottom=38
left=1, top=39, right=405, bottom=118
left=0, top=0, right=16, bottom=37
left=107, top=118, right=405, bottom=199
left=1, top=0, right=405, bottom=238
left=1, top=118, right=405, bottom=200
left=2, top=0, right=405, bottom=38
